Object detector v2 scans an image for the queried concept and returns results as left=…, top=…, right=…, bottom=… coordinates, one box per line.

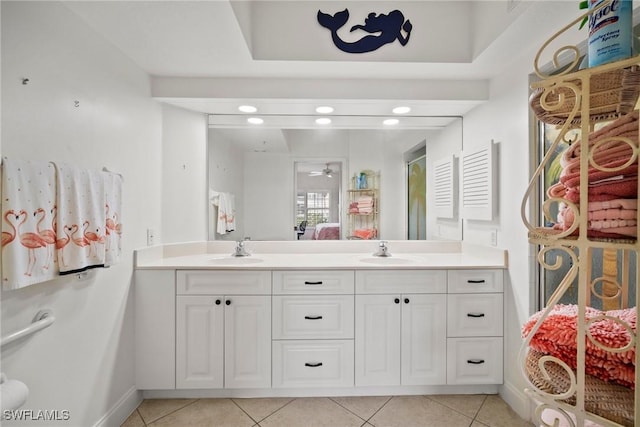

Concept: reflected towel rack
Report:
left=1, top=309, right=55, bottom=348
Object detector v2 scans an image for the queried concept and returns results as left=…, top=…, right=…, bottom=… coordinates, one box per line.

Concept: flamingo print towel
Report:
left=54, top=163, right=106, bottom=274
left=104, top=170, right=122, bottom=266
left=1, top=158, right=58, bottom=290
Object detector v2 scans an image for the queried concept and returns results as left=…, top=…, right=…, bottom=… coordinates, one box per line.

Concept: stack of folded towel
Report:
left=548, top=111, right=638, bottom=238
left=349, top=196, right=374, bottom=214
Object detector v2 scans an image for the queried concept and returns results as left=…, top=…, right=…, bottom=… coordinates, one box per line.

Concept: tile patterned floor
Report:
left=121, top=394, right=535, bottom=427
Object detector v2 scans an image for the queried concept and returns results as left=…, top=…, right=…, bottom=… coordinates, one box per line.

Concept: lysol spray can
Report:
left=588, top=0, right=633, bottom=67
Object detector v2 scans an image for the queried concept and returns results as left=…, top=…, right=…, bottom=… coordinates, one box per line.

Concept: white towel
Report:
left=1, top=158, right=58, bottom=290
left=216, top=192, right=236, bottom=234
left=103, top=170, right=123, bottom=267
left=54, top=163, right=106, bottom=274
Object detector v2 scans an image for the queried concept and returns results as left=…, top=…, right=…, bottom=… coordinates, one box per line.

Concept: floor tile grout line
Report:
left=362, top=395, right=394, bottom=424
left=470, top=394, right=489, bottom=425
left=325, top=396, right=371, bottom=425
left=142, top=398, right=200, bottom=426
left=136, top=409, right=147, bottom=427
left=423, top=393, right=488, bottom=424
left=230, top=397, right=261, bottom=425
left=232, top=397, right=297, bottom=425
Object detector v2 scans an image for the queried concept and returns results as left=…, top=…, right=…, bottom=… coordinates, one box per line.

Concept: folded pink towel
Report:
left=523, top=304, right=636, bottom=388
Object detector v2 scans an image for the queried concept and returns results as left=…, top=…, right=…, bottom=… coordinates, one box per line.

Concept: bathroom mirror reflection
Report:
left=207, top=116, right=463, bottom=241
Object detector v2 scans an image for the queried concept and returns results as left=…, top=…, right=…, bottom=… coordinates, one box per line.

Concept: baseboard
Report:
left=499, top=380, right=532, bottom=422
left=94, top=386, right=142, bottom=427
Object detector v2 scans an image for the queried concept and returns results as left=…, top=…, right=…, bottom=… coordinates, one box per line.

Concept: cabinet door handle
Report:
left=394, top=298, right=400, bottom=304
left=304, top=281, right=323, bottom=285
left=467, top=279, right=486, bottom=284
left=225, top=300, right=231, bottom=306
left=404, top=298, right=410, bottom=304
left=304, top=362, right=323, bottom=368
left=215, top=299, right=222, bottom=305
left=467, top=313, right=485, bottom=318
left=304, top=315, right=323, bottom=320
left=467, top=359, right=485, bottom=365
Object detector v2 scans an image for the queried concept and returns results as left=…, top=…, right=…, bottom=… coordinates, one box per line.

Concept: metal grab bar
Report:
left=1, top=309, right=55, bottom=348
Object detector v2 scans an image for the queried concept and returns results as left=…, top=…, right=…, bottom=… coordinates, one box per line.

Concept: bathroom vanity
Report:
left=134, top=240, right=507, bottom=398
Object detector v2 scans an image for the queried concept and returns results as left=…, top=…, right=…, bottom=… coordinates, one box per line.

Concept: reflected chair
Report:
left=296, top=220, right=308, bottom=240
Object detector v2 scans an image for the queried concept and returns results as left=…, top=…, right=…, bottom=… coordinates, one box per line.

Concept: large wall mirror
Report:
left=207, top=116, right=463, bottom=241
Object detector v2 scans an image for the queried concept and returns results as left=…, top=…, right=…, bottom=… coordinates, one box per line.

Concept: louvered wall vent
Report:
left=461, top=142, right=497, bottom=221
left=433, top=155, right=456, bottom=219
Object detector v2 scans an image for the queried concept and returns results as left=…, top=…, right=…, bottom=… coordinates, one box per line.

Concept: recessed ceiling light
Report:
left=247, top=117, right=264, bottom=125
left=392, top=106, right=411, bottom=114
left=383, top=119, right=399, bottom=126
left=315, top=106, right=334, bottom=114
left=238, top=105, right=257, bottom=113
left=315, top=118, right=332, bottom=125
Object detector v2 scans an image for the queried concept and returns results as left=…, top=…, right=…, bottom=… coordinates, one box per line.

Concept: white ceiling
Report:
left=63, top=1, right=585, bottom=126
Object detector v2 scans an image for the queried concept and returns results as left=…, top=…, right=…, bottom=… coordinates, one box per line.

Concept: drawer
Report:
left=273, top=295, right=354, bottom=339
left=446, top=337, right=503, bottom=385
left=447, top=270, right=504, bottom=294
left=272, top=340, right=354, bottom=388
left=177, top=270, right=271, bottom=295
left=273, top=270, right=354, bottom=294
left=355, top=270, right=446, bottom=294
left=447, top=294, right=503, bottom=337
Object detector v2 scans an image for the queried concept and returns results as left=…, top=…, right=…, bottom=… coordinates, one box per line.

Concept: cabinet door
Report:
left=176, top=295, right=224, bottom=389
left=401, top=294, right=447, bottom=385
left=355, top=294, right=401, bottom=386
left=224, top=295, right=272, bottom=388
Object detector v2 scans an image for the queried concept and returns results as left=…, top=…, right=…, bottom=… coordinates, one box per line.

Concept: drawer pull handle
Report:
left=305, top=362, right=323, bottom=368
left=215, top=299, right=221, bottom=305
left=394, top=298, right=400, bottom=304
left=467, top=313, right=485, bottom=318
left=304, top=315, right=323, bottom=320
left=304, top=281, right=323, bottom=285
left=467, top=279, right=486, bottom=284
left=467, top=359, right=485, bottom=365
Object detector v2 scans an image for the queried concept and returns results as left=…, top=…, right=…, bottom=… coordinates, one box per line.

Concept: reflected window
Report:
left=296, top=191, right=331, bottom=226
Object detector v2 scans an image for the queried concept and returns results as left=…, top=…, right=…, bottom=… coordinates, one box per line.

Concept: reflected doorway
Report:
left=407, top=155, right=427, bottom=240
left=294, top=161, right=343, bottom=240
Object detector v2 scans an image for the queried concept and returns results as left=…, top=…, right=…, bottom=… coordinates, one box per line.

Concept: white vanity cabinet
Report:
left=354, top=270, right=447, bottom=386
left=175, top=270, right=272, bottom=389
left=446, top=269, right=504, bottom=385
left=135, top=270, right=176, bottom=390
left=272, top=270, right=355, bottom=388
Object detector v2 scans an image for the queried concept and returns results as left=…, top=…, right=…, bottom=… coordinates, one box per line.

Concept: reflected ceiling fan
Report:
left=309, top=163, right=334, bottom=178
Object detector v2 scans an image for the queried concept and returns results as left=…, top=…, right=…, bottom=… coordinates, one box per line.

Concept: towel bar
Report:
left=1, top=309, right=55, bottom=348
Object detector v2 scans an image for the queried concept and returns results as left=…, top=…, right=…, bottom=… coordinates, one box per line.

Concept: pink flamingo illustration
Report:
left=2, top=210, right=19, bottom=248
left=34, top=208, right=55, bottom=269
left=51, top=206, right=57, bottom=235
left=83, top=220, right=105, bottom=258
left=105, top=204, right=116, bottom=252
left=17, top=210, right=47, bottom=276
left=70, top=224, right=90, bottom=249
left=55, top=225, right=73, bottom=268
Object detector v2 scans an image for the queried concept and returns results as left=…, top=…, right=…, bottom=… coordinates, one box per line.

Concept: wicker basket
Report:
left=530, top=66, right=640, bottom=126
left=525, top=350, right=634, bottom=427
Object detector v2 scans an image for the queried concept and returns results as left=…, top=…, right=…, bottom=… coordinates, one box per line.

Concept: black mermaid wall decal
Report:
left=317, top=9, right=412, bottom=54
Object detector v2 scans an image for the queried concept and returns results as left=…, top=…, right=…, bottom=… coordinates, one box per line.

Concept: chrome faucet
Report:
left=373, top=240, right=391, bottom=257
left=232, top=240, right=250, bottom=257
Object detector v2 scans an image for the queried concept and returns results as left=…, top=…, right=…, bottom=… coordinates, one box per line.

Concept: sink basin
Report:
left=209, top=256, right=264, bottom=264
left=358, top=256, right=417, bottom=265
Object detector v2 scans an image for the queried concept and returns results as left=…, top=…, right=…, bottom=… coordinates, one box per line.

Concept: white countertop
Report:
left=134, top=241, right=508, bottom=270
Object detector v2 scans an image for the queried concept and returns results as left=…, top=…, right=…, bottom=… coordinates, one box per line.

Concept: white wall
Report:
left=161, top=104, right=207, bottom=244
left=243, top=152, right=293, bottom=240
left=1, top=3, right=162, bottom=426
left=208, top=129, right=246, bottom=241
